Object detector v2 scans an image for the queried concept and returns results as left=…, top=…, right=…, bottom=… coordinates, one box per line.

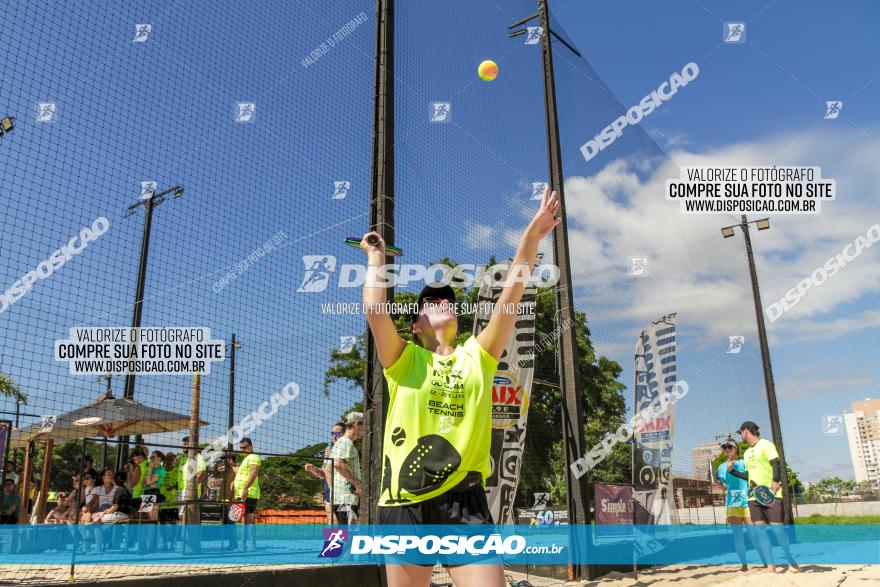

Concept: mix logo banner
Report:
left=472, top=256, right=539, bottom=524
left=633, top=314, right=679, bottom=524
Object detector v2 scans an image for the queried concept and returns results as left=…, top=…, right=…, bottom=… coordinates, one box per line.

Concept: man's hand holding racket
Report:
left=750, top=480, right=777, bottom=506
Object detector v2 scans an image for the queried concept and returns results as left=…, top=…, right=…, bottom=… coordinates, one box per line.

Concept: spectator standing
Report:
left=142, top=451, right=166, bottom=522
left=178, top=436, right=207, bottom=523
left=331, top=412, right=363, bottom=524
left=305, top=422, right=344, bottom=524
left=232, top=437, right=261, bottom=551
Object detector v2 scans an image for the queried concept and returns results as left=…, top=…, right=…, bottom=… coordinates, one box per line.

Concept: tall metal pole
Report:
left=227, top=334, right=237, bottom=451
left=116, top=196, right=156, bottom=468
left=100, top=375, right=111, bottom=468
left=363, top=0, right=395, bottom=525
left=222, top=334, right=238, bottom=526
left=184, top=373, right=202, bottom=553
left=12, top=401, right=20, bottom=466
left=739, top=215, right=793, bottom=523
left=125, top=195, right=155, bottom=400
left=536, top=0, right=589, bottom=579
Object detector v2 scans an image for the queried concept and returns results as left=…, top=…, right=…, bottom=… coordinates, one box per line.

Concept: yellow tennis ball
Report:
left=478, top=60, right=498, bottom=81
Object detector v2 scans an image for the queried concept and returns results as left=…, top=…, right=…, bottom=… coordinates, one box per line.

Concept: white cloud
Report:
left=461, top=129, right=879, bottom=351
left=558, top=128, right=880, bottom=345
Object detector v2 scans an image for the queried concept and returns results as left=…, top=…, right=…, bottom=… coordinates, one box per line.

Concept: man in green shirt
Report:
left=732, top=421, right=800, bottom=574
left=359, top=187, right=561, bottom=586
left=232, top=437, right=260, bottom=551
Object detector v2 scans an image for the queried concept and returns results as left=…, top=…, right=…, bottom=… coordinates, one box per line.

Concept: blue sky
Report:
left=1, top=0, right=877, bottom=486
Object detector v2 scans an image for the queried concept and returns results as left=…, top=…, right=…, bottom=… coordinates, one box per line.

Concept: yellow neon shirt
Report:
left=233, top=453, right=261, bottom=500
left=743, top=438, right=782, bottom=500
left=380, top=335, right=498, bottom=506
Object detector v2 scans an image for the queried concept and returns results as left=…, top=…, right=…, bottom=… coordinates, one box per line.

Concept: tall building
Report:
left=692, top=443, right=720, bottom=480
left=844, top=398, right=880, bottom=488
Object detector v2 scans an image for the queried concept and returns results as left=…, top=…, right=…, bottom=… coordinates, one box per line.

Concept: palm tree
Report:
left=0, top=373, right=27, bottom=404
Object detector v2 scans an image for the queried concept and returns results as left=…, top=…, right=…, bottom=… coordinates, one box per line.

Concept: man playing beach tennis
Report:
left=731, top=421, right=800, bottom=573
left=359, top=187, right=561, bottom=587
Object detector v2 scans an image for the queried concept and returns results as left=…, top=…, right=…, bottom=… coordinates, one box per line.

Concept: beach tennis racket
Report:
left=751, top=482, right=777, bottom=506
left=345, top=235, right=403, bottom=257
left=228, top=502, right=244, bottom=522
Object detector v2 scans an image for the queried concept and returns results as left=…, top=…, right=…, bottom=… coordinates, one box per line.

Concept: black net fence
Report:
left=2, top=0, right=873, bottom=584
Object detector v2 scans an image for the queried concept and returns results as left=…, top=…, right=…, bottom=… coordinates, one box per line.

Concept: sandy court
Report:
left=1, top=564, right=878, bottom=586
left=577, top=564, right=880, bottom=586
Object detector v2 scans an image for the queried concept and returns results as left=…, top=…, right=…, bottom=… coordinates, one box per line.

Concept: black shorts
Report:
left=333, top=504, right=359, bottom=525
left=748, top=500, right=784, bottom=523
left=243, top=497, right=258, bottom=515
left=377, top=472, right=496, bottom=567
left=378, top=472, right=493, bottom=525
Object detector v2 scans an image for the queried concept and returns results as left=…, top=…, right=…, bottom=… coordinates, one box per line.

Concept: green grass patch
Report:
left=795, top=514, right=880, bottom=525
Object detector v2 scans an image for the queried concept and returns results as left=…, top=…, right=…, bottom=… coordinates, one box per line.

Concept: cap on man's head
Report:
left=344, top=411, right=364, bottom=425
left=738, top=421, right=759, bottom=434
left=413, top=284, right=456, bottom=322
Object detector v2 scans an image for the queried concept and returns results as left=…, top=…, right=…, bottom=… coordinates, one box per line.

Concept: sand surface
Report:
left=0, top=563, right=878, bottom=585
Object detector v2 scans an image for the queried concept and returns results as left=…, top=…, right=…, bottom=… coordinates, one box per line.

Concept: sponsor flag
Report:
left=633, top=313, right=679, bottom=524
left=472, top=256, right=539, bottom=523
left=594, top=484, right=633, bottom=525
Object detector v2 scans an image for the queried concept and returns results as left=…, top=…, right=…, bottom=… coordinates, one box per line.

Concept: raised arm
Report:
left=477, top=188, right=561, bottom=360
left=361, top=232, right=406, bottom=368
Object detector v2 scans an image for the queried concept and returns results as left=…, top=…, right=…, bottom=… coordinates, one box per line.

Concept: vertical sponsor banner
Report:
left=472, top=257, right=538, bottom=524
left=633, top=313, right=679, bottom=524
left=0, top=421, right=10, bottom=479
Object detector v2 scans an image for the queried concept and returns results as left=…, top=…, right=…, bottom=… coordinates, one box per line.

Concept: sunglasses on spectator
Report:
left=331, top=431, right=343, bottom=438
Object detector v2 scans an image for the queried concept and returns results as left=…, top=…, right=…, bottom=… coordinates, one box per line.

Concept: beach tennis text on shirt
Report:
left=54, top=327, right=226, bottom=375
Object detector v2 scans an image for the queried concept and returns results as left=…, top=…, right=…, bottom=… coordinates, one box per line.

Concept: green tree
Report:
left=856, top=481, right=879, bottom=501
left=258, top=442, right=327, bottom=509
left=0, top=373, right=27, bottom=404
left=322, top=258, right=629, bottom=509
left=812, top=477, right=857, bottom=501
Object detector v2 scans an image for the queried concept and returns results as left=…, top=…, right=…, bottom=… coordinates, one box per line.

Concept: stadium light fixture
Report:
left=116, top=184, right=185, bottom=469
left=721, top=215, right=793, bottom=524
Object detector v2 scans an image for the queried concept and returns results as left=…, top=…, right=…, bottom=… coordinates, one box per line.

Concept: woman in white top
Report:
left=83, top=469, right=116, bottom=524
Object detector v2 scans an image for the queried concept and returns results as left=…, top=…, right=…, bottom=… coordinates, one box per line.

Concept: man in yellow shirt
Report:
left=232, top=437, right=260, bottom=551
left=733, top=421, right=800, bottom=574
